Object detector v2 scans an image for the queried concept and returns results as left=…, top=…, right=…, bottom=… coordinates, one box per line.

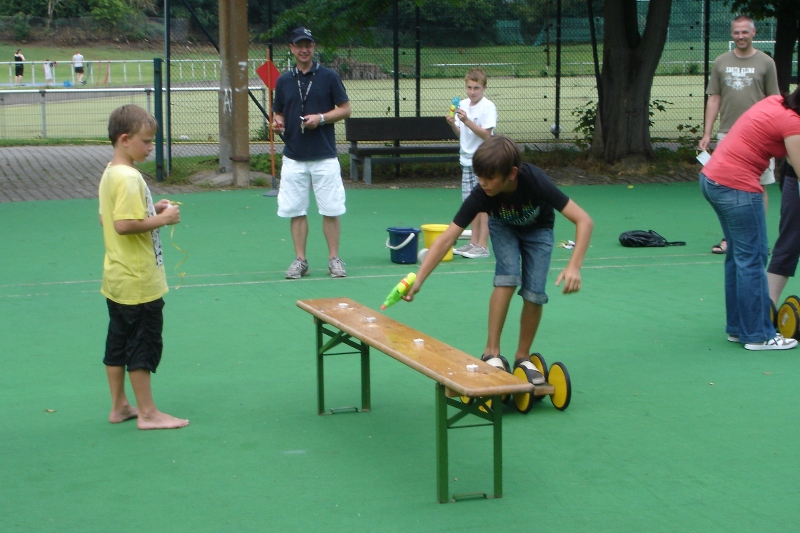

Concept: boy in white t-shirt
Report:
left=447, top=68, right=497, bottom=259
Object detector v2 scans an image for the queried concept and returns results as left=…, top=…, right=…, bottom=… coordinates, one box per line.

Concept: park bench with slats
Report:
left=345, top=117, right=459, bottom=185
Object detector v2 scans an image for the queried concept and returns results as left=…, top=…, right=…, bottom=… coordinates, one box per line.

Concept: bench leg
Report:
left=360, top=341, right=371, bottom=411
left=435, top=384, right=504, bottom=503
left=493, top=396, right=503, bottom=498
left=314, top=318, right=371, bottom=415
left=315, top=318, right=326, bottom=415
left=364, top=156, right=372, bottom=186
left=349, top=154, right=359, bottom=182
left=435, top=382, right=450, bottom=503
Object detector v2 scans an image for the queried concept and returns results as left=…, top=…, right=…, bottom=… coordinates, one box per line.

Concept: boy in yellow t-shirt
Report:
left=98, top=104, right=188, bottom=430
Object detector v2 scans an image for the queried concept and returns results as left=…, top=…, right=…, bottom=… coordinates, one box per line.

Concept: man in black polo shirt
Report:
left=273, top=27, right=352, bottom=279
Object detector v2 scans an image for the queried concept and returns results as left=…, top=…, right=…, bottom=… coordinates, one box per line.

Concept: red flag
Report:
left=256, top=61, right=280, bottom=91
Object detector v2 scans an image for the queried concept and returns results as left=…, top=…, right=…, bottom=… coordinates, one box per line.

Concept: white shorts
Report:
left=277, top=156, right=346, bottom=218
left=717, top=132, right=775, bottom=185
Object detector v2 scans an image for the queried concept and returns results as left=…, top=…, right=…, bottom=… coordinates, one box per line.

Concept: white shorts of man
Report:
left=277, top=157, right=346, bottom=217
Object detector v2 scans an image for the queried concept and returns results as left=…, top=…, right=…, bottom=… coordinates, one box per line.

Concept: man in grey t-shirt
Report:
left=699, top=15, right=779, bottom=254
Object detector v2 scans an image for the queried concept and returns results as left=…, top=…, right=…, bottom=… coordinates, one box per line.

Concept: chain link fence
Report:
left=1, top=1, right=796, bottom=179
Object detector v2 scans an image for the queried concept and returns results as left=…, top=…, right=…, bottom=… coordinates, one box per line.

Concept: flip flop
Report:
left=711, top=239, right=727, bottom=254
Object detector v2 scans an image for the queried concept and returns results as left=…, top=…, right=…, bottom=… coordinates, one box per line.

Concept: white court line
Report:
left=0, top=255, right=721, bottom=298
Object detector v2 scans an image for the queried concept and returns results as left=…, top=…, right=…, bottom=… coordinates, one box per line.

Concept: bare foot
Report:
left=109, top=405, right=138, bottom=423
left=137, top=410, right=189, bottom=430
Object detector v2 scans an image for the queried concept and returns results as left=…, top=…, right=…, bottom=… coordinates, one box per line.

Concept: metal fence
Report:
left=1, top=1, right=797, bottom=178
left=0, top=86, right=272, bottom=141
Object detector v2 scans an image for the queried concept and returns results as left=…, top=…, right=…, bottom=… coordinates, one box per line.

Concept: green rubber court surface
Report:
left=2, top=181, right=799, bottom=531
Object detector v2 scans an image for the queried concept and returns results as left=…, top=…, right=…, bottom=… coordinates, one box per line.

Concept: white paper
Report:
left=696, top=150, right=711, bottom=166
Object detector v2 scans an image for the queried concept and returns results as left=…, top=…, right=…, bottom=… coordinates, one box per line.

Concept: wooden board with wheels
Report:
left=512, top=353, right=570, bottom=413
left=778, top=299, right=800, bottom=340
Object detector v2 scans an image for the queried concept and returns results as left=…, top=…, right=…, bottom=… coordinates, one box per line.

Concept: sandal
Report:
left=711, top=239, right=727, bottom=254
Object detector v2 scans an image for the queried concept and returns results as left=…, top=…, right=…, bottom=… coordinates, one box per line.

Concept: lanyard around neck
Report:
left=296, top=70, right=315, bottom=114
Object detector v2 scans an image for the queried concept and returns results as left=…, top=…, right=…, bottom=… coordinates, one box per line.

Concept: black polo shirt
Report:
left=272, top=62, right=349, bottom=161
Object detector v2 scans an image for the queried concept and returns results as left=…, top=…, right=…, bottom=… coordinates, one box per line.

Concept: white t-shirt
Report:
left=72, top=54, right=83, bottom=67
left=455, top=96, right=497, bottom=166
left=43, top=62, right=52, bottom=80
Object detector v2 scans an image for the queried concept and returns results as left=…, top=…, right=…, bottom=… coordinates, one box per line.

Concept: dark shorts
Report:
left=104, top=298, right=165, bottom=372
left=74, top=66, right=84, bottom=74
left=15, top=65, right=23, bottom=76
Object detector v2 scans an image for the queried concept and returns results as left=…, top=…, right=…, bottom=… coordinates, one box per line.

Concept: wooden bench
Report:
left=296, top=297, right=534, bottom=503
left=345, top=117, right=459, bottom=185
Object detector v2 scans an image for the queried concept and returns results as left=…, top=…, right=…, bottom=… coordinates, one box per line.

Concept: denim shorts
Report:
left=489, top=218, right=553, bottom=304
left=277, top=156, right=346, bottom=218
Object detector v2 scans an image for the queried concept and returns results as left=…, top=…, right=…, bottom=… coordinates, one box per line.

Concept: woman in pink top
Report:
left=700, top=87, right=800, bottom=351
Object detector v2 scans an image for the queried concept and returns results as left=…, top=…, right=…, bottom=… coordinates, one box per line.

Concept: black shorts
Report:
left=74, top=66, right=84, bottom=74
left=15, top=65, right=23, bottom=76
left=104, top=298, right=165, bottom=372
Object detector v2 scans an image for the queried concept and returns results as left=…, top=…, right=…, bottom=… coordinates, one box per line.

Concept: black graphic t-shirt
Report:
left=453, top=163, right=570, bottom=229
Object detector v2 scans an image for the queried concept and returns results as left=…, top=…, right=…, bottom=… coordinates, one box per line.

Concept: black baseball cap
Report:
left=290, top=27, right=315, bottom=44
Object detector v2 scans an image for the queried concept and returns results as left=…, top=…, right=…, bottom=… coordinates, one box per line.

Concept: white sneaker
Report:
left=453, top=243, right=474, bottom=256
left=462, top=245, right=490, bottom=259
left=744, top=334, right=798, bottom=351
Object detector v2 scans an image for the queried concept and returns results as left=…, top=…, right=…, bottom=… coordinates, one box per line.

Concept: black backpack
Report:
left=619, top=230, right=686, bottom=247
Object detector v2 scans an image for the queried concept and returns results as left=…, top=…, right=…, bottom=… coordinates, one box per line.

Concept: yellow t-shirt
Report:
left=98, top=164, right=168, bottom=304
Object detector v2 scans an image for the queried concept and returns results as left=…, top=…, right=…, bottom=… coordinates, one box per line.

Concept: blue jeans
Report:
left=489, top=218, right=553, bottom=304
left=699, top=173, right=774, bottom=343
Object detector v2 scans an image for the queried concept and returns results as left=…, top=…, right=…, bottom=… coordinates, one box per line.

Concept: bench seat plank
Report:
left=349, top=145, right=459, bottom=156
left=297, top=297, right=533, bottom=398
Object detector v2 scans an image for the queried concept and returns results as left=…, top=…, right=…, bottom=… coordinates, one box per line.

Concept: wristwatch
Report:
left=319, top=113, right=326, bottom=126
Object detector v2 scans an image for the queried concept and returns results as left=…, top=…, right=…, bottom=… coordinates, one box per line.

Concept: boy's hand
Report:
left=555, top=266, right=582, bottom=294
left=402, top=284, right=420, bottom=303
left=272, top=117, right=285, bottom=133
left=154, top=199, right=171, bottom=213
left=161, top=203, right=181, bottom=226
left=446, top=114, right=455, bottom=125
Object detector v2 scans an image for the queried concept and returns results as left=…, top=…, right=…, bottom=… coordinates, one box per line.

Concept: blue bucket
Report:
left=386, top=227, right=420, bottom=264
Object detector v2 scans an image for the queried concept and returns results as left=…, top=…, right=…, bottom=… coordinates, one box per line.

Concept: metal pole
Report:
left=393, top=0, right=400, bottom=117
left=39, top=89, right=47, bottom=139
left=587, top=0, right=603, bottom=139
left=165, top=0, right=172, bottom=175
left=703, top=0, right=710, bottom=114
left=154, top=58, right=164, bottom=182
left=553, top=0, right=562, bottom=139
left=415, top=5, right=421, bottom=117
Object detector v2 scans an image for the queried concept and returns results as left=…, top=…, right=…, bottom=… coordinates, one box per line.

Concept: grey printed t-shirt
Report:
left=707, top=49, right=779, bottom=134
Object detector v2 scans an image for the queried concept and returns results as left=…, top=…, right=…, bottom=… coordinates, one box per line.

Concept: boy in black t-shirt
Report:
left=405, top=136, right=593, bottom=383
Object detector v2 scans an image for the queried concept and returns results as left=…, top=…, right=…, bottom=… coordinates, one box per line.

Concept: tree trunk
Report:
left=772, top=0, right=799, bottom=94
left=592, top=0, right=673, bottom=164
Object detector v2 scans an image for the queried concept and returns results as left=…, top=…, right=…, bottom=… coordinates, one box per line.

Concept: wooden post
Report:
left=229, top=0, right=250, bottom=187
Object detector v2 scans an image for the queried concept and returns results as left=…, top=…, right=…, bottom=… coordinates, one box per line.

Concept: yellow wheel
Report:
left=529, top=353, right=548, bottom=402
left=548, top=362, right=572, bottom=411
left=777, top=301, right=800, bottom=340
left=512, top=365, right=536, bottom=414
left=771, top=301, right=778, bottom=328
left=785, top=295, right=800, bottom=311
